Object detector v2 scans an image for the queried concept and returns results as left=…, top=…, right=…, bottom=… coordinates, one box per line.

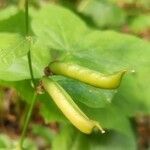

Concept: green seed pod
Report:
left=42, top=77, right=105, bottom=134
left=49, top=61, right=126, bottom=89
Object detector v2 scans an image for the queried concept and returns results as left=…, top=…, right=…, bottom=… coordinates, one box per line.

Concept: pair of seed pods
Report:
left=42, top=61, right=126, bottom=134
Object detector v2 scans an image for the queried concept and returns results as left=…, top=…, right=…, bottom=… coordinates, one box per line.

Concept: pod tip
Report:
left=98, top=125, right=105, bottom=134
left=101, top=130, right=105, bottom=134
left=94, top=121, right=105, bottom=134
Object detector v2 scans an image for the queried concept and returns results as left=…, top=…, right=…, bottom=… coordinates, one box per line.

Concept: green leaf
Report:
left=52, top=124, right=90, bottom=150
left=31, top=4, right=88, bottom=53
left=78, top=0, right=126, bottom=28
left=0, top=56, right=30, bottom=80
left=89, top=130, right=136, bottom=150
left=0, top=33, right=29, bottom=69
left=0, top=6, right=18, bottom=21
left=31, top=4, right=150, bottom=115
left=72, top=30, right=150, bottom=115
left=129, top=14, right=150, bottom=33
left=0, top=80, right=34, bottom=104
left=80, top=102, right=132, bottom=136
left=0, top=11, right=26, bottom=34
left=53, top=75, right=116, bottom=108
left=32, top=124, right=56, bottom=143
left=0, top=39, right=51, bottom=81
left=52, top=124, right=136, bottom=150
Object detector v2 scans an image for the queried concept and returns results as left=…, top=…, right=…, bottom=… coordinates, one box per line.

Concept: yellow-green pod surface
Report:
left=49, top=62, right=126, bottom=89
left=42, top=77, right=105, bottom=134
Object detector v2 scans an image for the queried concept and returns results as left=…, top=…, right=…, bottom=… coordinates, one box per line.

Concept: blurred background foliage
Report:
left=0, top=0, right=150, bottom=149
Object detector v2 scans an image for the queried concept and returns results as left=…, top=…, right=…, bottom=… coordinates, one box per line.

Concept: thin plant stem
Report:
left=27, top=48, right=36, bottom=88
left=25, top=0, right=36, bottom=88
left=25, top=0, right=29, bottom=36
left=19, top=92, right=37, bottom=149
left=19, top=0, right=37, bottom=149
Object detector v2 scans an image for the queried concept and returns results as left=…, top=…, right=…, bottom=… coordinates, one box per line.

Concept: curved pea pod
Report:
left=49, top=61, right=126, bottom=89
left=42, top=77, right=105, bottom=134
